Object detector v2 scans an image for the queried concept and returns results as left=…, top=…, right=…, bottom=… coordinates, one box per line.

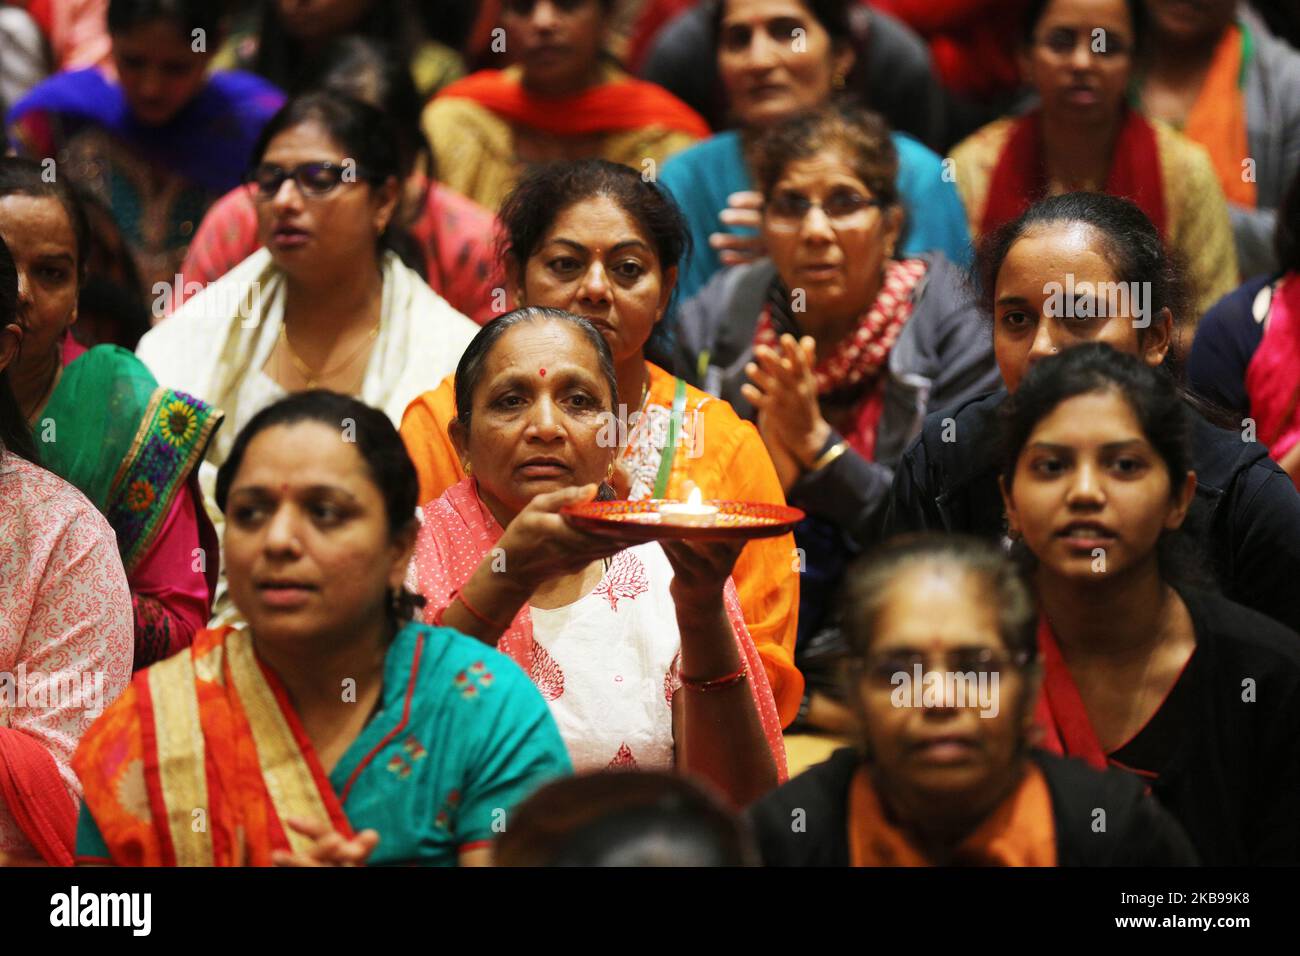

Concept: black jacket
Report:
left=883, top=389, right=1300, bottom=632
left=1120, top=588, right=1300, bottom=865
left=674, top=254, right=1001, bottom=549
left=747, top=748, right=1199, bottom=867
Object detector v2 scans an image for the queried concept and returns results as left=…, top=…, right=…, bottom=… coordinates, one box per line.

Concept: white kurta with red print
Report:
left=527, top=543, right=682, bottom=772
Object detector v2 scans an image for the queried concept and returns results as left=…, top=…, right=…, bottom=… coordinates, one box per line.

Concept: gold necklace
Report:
left=279, top=320, right=380, bottom=390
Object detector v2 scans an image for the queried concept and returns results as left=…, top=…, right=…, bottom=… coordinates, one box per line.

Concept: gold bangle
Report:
left=810, top=440, right=849, bottom=472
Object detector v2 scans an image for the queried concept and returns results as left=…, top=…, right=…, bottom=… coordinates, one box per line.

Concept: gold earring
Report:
left=464, top=460, right=473, bottom=476
left=606, top=461, right=615, bottom=479
left=832, top=73, right=847, bottom=90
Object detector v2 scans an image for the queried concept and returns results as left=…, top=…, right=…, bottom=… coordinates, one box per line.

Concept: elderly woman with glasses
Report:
left=747, top=534, right=1199, bottom=866
left=137, top=91, right=478, bottom=625
left=675, top=104, right=999, bottom=732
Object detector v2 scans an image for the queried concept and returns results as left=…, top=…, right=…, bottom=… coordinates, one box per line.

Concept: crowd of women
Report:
left=0, top=0, right=1298, bottom=867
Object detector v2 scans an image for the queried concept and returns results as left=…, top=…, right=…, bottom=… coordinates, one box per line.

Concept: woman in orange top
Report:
left=401, top=158, right=803, bottom=725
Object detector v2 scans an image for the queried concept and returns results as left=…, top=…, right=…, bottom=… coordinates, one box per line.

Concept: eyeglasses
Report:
left=245, top=162, right=365, bottom=201
left=1034, top=27, right=1132, bottom=60
left=765, top=191, right=883, bottom=231
left=855, top=647, right=1031, bottom=688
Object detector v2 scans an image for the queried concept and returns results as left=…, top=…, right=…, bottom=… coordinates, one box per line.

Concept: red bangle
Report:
left=680, top=663, right=749, bottom=691
left=436, top=589, right=507, bottom=631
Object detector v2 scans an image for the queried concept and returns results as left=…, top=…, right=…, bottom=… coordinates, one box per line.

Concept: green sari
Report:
left=39, top=344, right=221, bottom=575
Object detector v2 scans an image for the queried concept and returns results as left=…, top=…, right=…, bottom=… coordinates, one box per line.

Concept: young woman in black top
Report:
left=883, top=192, right=1300, bottom=633
left=747, top=533, right=1197, bottom=867
left=1000, top=343, right=1300, bottom=865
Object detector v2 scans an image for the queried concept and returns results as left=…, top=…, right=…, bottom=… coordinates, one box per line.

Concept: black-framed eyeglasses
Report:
left=245, top=161, right=366, bottom=201
left=766, top=191, right=883, bottom=231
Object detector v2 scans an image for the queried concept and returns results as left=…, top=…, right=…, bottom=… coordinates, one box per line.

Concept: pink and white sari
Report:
left=411, top=478, right=787, bottom=779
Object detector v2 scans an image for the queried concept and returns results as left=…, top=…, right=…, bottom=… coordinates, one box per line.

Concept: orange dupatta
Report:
left=72, top=627, right=352, bottom=866
left=847, top=763, right=1057, bottom=866
left=435, top=69, right=711, bottom=139
left=1183, top=23, right=1256, bottom=209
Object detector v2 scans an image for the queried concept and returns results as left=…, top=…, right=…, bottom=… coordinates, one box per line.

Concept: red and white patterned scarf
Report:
left=755, top=258, right=929, bottom=395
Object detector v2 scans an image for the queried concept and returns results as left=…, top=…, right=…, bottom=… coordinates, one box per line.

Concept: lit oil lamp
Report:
left=658, top=487, right=719, bottom=527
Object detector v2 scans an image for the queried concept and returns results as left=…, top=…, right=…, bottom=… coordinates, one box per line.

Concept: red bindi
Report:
left=538, top=368, right=547, bottom=377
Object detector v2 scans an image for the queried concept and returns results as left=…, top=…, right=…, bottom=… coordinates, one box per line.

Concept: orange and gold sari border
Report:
left=143, top=649, right=216, bottom=867
left=225, top=632, right=340, bottom=854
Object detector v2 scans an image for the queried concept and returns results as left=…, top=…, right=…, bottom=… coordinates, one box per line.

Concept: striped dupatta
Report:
left=72, top=627, right=351, bottom=866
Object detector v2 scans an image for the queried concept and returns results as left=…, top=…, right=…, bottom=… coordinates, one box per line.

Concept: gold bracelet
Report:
left=810, top=440, right=849, bottom=472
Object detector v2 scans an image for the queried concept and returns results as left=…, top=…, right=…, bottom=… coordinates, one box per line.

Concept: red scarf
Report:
left=980, top=108, right=1167, bottom=239
left=1245, top=274, right=1300, bottom=460
left=755, top=258, right=927, bottom=461
left=436, top=69, right=711, bottom=139
left=0, top=728, right=76, bottom=865
left=1032, top=615, right=1109, bottom=771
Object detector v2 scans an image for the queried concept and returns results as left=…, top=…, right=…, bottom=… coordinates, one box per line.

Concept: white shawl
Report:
left=137, top=247, right=478, bottom=464
left=136, top=248, right=478, bottom=624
